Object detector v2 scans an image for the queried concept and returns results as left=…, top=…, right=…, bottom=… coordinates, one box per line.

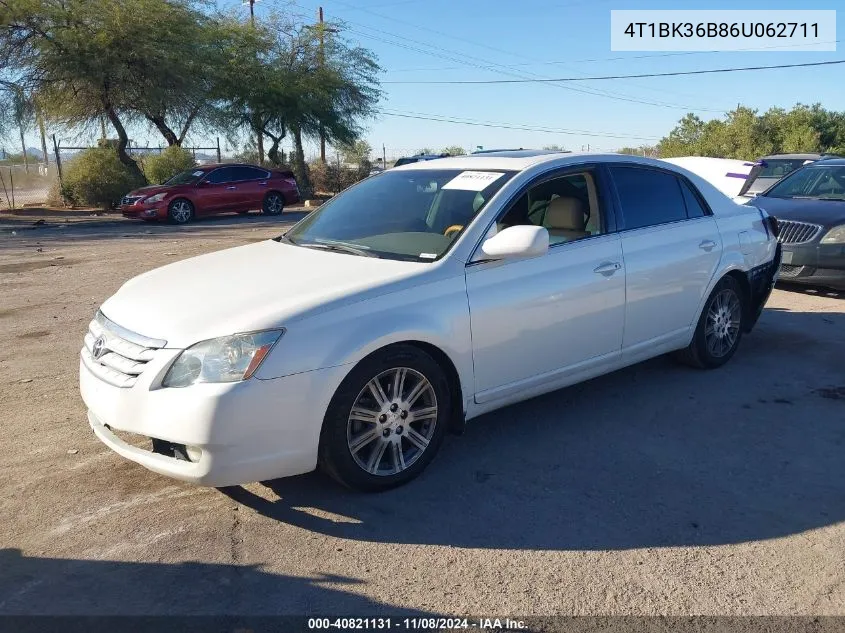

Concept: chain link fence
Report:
left=0, top=164, right=57, bottom=210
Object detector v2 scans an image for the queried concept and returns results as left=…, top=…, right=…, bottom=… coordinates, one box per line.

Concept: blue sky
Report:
left=14, top=0, right=844, bottom=161
left=274, top=0, right=844, bottom=158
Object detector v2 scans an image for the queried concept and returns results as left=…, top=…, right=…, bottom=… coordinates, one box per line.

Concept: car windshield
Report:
left=764, top=165, right=845, bottom=200
left=164, top=169, right=207, bottom=185
left=756, top=159, right=812, bottom=179
left=284, top=169, right=516, bottom=261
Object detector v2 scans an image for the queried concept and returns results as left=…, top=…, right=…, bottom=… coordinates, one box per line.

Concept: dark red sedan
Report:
left=120, top=163, right=300, bottom=224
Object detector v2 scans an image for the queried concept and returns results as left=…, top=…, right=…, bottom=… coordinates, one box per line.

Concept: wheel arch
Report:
left=327, top=337, right=467, bottom=436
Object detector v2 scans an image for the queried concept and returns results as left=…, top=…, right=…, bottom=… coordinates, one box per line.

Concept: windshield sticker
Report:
left=419, top=253, right=437, bottom=259
left=442, top=171, right=505, bottom=191
left=192, top=170, right=204, bottom=177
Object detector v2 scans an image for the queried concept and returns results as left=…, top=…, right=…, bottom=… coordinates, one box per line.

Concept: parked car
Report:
left=745, top=158, right=845, bottom=289
left=392, top=153, right=448, bottom=167
left=661, top=157, right=755, bottom=201
left=120, top=163, right=300, bottom=224
left=737, top=153, right=841, bottom=200
left=81, top=151, right=780, bottom=491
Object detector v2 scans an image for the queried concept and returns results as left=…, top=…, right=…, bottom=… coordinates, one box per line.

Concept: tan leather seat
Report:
left=545, top=197, right=588, bottom=241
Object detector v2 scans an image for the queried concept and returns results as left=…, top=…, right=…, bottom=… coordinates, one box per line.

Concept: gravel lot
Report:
left=1, top=217, right=843, bottom=618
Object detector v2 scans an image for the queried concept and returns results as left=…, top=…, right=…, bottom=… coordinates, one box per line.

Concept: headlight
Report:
left=162, top=329, right=284, bottom=388
left=144, top=193, right=167, bottom=204
left=821, top=225, right=845, bottom=244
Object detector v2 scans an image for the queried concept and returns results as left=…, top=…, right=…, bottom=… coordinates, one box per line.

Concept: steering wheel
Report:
left=443, top=224, right=464, bottom=238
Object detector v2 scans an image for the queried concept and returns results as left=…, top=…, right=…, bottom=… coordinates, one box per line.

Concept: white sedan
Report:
left=80, top=151, right=781, bottom=491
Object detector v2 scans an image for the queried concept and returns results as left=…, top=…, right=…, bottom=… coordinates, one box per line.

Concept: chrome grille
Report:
left=121, top=195, right=144, bottom=206
left=80, top=311, right=165, bottom=388
left=778, top=264, right=806, bottom=278
left=776, top=220, right=822, bottom=245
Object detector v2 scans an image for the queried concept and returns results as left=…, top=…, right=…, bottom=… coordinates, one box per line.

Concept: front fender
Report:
left=255, top=275, right=474, bottom=407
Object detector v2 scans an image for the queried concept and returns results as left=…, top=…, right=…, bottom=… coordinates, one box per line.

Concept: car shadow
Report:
left=0, top=547, right=436, bottom=617
left=776, top=280, right=845, bottom=300
left=221, top=305, right=845, bottom=552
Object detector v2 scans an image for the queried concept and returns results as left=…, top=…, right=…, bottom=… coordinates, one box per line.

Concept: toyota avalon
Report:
left=81, top=151, right=780, bottom=491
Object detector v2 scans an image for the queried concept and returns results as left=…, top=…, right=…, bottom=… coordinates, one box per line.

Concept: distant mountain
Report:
left=25, top=147, right=44, bottom=159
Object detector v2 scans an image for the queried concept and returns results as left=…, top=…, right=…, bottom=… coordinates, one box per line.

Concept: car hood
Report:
left=127, top=184, right=188, bottom=198
left=100, top=240, right=431, bottom=348
left=746, top=195, right=845, bottom=227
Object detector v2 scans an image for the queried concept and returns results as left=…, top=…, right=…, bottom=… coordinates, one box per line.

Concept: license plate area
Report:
left=781, top=250, right=793, bottom=264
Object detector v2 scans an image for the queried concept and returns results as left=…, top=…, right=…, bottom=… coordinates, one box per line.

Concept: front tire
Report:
left=674, top=276, right=745, bottom=369
left=167, top=198, right=194, bottom=224
left=319, top=344, right=451, bottom=491
left=262, top=192, right=284, bottom=216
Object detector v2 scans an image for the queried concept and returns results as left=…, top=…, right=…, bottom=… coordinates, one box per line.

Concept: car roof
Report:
left=198, top=163, right=272, bottom=170
left=805, top=158, right=845, bottom=166
left=758, top=153, right=824, bottom=160
left=391, top=150, right=661, bottom=172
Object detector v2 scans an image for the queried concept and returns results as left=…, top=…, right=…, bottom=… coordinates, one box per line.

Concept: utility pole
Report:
left=382, top=143, right=386, bottom=168
left=246, top=0, right=263, bottom=163
left=318, top=7, right=326, bottom=163
left=316, top=7, right=339, bottom=163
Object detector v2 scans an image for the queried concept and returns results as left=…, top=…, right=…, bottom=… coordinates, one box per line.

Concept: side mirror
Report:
left=478, top=225, right=549, bottom=260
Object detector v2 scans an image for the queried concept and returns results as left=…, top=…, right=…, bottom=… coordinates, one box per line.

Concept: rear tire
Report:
left=262, top=192, right=284, bottom=216
left=319, top=344, right=451, bottom=492
left=167, top=198, right=194, bottom=224
left=674, top=275, right=745, bottom=369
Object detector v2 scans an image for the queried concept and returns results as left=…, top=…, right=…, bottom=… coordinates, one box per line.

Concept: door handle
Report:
left=258, top=181, right=268, bottom=186
left=593, top=261, right=622, bottom=276
left=699, top=239, right=716, bottom=251
left=226, top=186, right=237, bottom=190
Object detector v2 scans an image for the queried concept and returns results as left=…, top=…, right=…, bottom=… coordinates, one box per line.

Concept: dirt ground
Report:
left=0, top=217, right=843, bottom=617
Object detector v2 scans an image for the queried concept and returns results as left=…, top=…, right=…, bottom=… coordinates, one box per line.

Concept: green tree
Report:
left=341, top=140, right=373, bottom=165
left=416, top=148, right=435, bottom=155
left=142, top=145, right=196, bottom=184
left=542, top=144, right=566, bottom=151
left=61, top=147, right=145, bottom=209
left=1, top=0, right=214, bottom=181
left=216, top=14, right=380, bottom=195
left=441, top=145, right=465, bottom=156
left=656, top=113, right=706, bottom=157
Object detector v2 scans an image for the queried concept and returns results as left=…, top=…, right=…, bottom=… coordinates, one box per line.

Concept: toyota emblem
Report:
left=92, top=336, right=107, bottom=359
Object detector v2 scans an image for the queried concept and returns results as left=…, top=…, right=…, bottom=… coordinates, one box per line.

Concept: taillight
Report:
left=757, top=208, right=779, bottom=239
left=764, top=215, right=779, bottom=238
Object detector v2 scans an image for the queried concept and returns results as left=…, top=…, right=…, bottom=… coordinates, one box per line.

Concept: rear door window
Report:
left=205, top=167, right=237, bottom=184
left=231, top=166, right=269, bottom=181
left=609, top=166, right=687, bottom=230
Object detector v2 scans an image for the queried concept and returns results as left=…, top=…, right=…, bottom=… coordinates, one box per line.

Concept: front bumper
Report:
left=121, top=203, right=166, bottom=220
left=779, top=241, right=845, bottom=288
left=80, top=354, right=350, bottom=486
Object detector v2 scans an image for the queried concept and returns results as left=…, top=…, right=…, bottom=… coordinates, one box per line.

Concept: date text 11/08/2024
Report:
left=307, top=617, right=527, bottom=630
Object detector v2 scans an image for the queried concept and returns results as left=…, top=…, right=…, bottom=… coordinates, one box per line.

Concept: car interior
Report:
left=497, top=172, right=602, bottom=245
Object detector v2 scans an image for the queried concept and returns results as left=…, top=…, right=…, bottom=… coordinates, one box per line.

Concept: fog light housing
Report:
left=144, top=208, right=157, bottom=216
left=185, top=445, right=202, bottom=463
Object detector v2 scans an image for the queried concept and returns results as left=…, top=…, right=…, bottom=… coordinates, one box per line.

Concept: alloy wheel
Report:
left=705, top=288, right=741, bottom=358
left=266, top=194, right=283, bottom=215
left=346, top=367, right=438, bottom=476
left=170, top=200, right=192, bottom=223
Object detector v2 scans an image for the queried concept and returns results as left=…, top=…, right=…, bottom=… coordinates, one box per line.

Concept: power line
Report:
left=307, top=0, right=735, bottom=109
left=383, top=40, right=842, bottom=72
left=377, top=109, right=661, bottom=140
left=382, top=59, right=845, bottom=84
left=287, top=2, right=726, bottom=112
